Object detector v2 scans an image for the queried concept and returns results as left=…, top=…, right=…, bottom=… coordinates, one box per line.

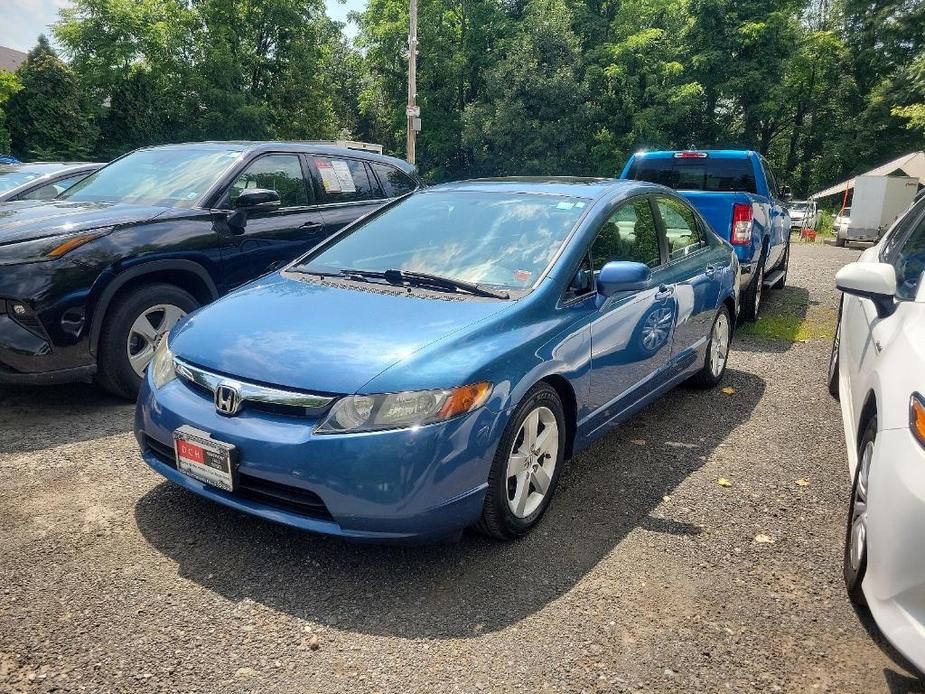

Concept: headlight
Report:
left=911, top=393, right=925, bottom=448
left=150, top=336, right=176, bottom=389
left=316, top=382, right=492, bottom=434
left=0, top=228, right=111, bottom=266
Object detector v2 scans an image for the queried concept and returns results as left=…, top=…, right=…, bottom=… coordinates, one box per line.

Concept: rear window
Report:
left=627, top=156, right=757, bottom=193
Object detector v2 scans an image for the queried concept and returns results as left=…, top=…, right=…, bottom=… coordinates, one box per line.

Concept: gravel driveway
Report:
left=1, top=241, right=922, bottom=693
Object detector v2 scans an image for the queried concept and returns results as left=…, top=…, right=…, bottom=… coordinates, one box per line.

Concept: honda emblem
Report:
left=214, top=384, right=241, bottom=416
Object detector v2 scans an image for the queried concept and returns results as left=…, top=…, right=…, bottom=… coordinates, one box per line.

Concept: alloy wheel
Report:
left=848, top=440, right=873, bottom=571
left=710, top=312, right=730, bottom=378
left=754, top=263, right=764, bottom=313
left=506, top=406, right=559, bottom=518
left=127, top=304, right=187, bottom=377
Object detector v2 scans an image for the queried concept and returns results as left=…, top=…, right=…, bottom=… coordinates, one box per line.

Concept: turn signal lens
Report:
left=911, top=393, right=925, bottom=448
left=439, top=382, right=493, bottom=419
left=45, top=233, right=102, bottom=258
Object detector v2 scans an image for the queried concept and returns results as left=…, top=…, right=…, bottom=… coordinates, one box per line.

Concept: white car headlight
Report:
left=316, top=382, right=492, bottom=434
left=150, top=336, right=176, bottom=389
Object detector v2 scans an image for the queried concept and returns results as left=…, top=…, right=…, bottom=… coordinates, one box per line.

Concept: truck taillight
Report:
left=731, top=203, right=753, bottom=245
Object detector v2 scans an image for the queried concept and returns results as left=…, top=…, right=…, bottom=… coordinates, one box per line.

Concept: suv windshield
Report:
left=627, top=156, right=757, bottom=193
left=301, top=190, right=588, bottom=290
left=61, top=148, right=242, bottom=207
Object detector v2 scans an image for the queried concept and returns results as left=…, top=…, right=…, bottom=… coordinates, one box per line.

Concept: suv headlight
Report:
left=0, top=228, right=111, bottom=266
left=316, top=382, right=492, bottom=434
left=150, top=336, right=176, bottom=389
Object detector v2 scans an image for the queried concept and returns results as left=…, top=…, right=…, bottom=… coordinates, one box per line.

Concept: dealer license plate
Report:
left=172, top=425, right=236, bottom=492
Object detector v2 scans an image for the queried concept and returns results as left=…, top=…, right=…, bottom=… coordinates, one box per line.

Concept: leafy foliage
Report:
left=0, top=0, right=922, bottom=197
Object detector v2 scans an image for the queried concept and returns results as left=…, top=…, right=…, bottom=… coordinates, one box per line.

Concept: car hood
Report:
left=170, top=273, right=515, bottom=394
left=0, top=200, right=167, bottom=244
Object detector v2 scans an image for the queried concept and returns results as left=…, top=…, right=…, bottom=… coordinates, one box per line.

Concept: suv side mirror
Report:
left=597, top=261, right=651, bottom=297
left=234, top=188, right=281, bottom=210
left=835, top=262, right=897, bottom=319
left=780, top=185, right=792, bottom=202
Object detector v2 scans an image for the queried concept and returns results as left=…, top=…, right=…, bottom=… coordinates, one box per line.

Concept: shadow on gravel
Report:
left=135, top=368, right=765, bottom=639
left=0, top=383, right=133, bottom=454
left=734, top=285, right=814, bottom=355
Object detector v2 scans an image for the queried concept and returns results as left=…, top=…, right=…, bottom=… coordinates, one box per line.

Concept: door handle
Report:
left=705, top=264, right=717, bottom=277
left=655, top=284, right=674, bottom=301
left=300, top=221, right=323, bottom=229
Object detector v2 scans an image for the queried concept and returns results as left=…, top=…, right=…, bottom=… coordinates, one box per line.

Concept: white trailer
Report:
left=837, top=175, right=919, bottom=244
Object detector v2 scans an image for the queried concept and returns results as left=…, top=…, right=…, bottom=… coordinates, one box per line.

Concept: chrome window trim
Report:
left=174, top=358, right=335, bottom=410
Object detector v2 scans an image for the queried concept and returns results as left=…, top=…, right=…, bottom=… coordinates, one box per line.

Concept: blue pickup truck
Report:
left=621, top=150, right=791, bottom=321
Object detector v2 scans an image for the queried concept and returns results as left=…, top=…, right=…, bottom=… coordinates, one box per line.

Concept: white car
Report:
left=829, top=195, right=925, bottom=673
left=834, top=207, right=851, bottom=243
left=789, top=200, right=819, bottom=230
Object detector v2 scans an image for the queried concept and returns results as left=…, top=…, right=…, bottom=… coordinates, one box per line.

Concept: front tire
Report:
left=828, top=299, right=842, bottom=399
left=844, top=415, right=876, bottom=606
left=96, top=283, right=198, bottom=399
left=689, top=305, right=732, bottom=388
left=475, top=383, right=566, bottom=540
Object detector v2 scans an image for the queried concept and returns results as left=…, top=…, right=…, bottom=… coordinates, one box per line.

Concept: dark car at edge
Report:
left=0, top=141, right=422, bottom=397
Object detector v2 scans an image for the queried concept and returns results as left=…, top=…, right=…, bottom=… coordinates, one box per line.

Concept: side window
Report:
left=655, top=196, right=705, bottom=260
left=761, top=158, right=779, bottom=198
left=892, top=207, right=925, bottom=301
left=17, top=173, right=90, bottom=201
left=313, top=157, right=381, bottom=203
left=370, top=162, right=417, bottom=197
left=591, top=198, right=661, bottom=270
left=226, top=154, right=308, bottom=208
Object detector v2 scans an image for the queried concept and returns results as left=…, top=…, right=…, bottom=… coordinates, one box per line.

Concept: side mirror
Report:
left=835, top=262, right=897, bottom=319
left=234, top=188, right=281, bottom=210
left=780, top=185, right=792, bottom=202
left=597, top=261, right=651, bottom=297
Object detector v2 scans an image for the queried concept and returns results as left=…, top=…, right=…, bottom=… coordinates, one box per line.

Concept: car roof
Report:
left=0, top=162, right=101, bottom=175
left=136, top=141, right=417, bottom=175
left=426, top=177, right=657, bottom=200
left=632, top=149, right=755, bottom=160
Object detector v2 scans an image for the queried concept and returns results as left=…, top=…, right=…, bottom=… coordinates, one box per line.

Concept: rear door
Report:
left=652, top=195, right=724, bottom=361
left=307, top=155, right=389, bottom=236
left=218, top=152, right=327, bottom=290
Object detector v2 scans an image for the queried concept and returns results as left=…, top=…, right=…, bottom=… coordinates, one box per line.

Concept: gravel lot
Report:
left=1, top=241, right=923, bottom=693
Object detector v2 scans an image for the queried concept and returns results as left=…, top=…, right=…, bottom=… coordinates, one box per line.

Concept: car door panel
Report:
left=218, top=153, right=326, bottom=290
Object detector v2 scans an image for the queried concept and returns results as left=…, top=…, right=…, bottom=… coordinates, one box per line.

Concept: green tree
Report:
left=0, top=70, right=22, bottom=153
left=6, top=36, right=98, bottom=160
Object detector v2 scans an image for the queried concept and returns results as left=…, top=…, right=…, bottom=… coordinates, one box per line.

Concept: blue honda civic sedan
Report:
left=135, top=178, right=739, bottom=541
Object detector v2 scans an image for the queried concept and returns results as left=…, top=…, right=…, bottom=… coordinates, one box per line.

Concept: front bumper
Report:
left=134, top=372, right=509, bottom=541
left=864, top=427, right=925, bottom=674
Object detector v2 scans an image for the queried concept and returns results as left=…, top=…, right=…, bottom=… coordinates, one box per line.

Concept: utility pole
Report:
left=405, top=0, right=419, bottom=164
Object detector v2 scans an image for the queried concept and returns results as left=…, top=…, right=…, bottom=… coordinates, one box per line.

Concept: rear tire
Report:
left=475, top=383, right=566, bottom=540
left=96, top=283, right=198, bottom=400
left=689, top=305, right=732, bottom=388
left=741, top=255, right=765, bottom=323
left=835, top=233, right=846, bottom=248
left=844, top=415, right=876, bottom=606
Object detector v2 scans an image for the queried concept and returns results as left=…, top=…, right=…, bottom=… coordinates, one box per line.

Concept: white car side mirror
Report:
left=836, top=262, right=897, bottom=319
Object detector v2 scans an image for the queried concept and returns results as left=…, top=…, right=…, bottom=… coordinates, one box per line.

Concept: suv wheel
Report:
left=96, top=283, right=198, bottom=399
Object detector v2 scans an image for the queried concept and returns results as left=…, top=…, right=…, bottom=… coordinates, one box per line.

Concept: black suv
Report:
left=0, top=142, right=422, bottom=398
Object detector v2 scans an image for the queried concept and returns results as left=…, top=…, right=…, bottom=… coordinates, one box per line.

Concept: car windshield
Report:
left=842, top=208, right=851, bottom=217
left=0, top=168, right=43, bottom=194
left=627, top=156, right=757, bottom=193
left=301, top=190, right=589, bottom=290
left=60, top=148, right=242, bottom=207
left=791, top=202, right=809, bottom=211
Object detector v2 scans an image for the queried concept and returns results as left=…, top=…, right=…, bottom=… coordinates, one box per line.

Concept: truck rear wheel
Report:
left=741, top=257, right=765, bottom=323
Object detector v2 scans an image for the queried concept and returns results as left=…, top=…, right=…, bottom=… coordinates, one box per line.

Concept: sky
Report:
left=0, top=0, right=365, bottom=54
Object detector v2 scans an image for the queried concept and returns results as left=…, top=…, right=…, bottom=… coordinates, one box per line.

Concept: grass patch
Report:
left=740, top=313, right=835, bottom=341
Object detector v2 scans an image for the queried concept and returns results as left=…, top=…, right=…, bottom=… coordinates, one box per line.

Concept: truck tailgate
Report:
left=678, top=190, right=754, bottom=242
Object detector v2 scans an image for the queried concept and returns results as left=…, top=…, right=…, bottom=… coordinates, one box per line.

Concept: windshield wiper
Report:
left=294, top=266, right=509, bottom=299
